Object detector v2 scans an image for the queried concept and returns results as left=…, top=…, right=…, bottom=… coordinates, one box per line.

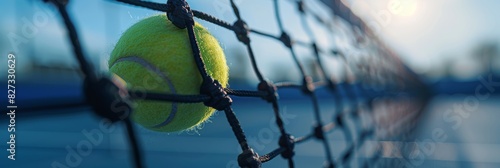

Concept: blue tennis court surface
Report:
left=2, top=77, right=500, bottom=168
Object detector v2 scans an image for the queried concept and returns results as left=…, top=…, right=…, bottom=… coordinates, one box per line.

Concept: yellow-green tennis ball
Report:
left=108, top=14, right=229, bottom=132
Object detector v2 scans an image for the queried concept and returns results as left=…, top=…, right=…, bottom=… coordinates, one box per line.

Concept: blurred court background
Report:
left=1, top=0, right=500, bottom=167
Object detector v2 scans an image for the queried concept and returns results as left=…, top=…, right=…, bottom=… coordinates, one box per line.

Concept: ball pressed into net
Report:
left=108, top=14, right=229, bottom=132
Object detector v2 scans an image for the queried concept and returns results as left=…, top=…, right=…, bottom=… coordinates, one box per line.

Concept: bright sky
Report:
left=346, top=0, right=500, bottom=77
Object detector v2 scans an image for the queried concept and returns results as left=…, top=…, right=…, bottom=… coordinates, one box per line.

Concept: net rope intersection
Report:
left=42, top=0, right=429, bottom=167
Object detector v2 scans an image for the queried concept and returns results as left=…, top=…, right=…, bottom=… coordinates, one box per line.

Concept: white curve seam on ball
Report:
left=111, top=56, right=178, bottom=128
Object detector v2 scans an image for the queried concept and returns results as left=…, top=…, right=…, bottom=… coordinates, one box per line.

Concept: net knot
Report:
left=200, top=78, right=232, bottom=111
left=312, top=42, right=320, bottom=55
left=297, top=0, right=304, bottom=13
left=257, top=80, right=278, bottom=103
left=360, top=130, right=374, bottom=140
left=335, top=114, right=344, bottom=128
left=302, top=76, right=315, bottom=94
left=85, top=75, right=131, bottom=122
left=166, top=0, right=194, bottom=29
left=327, top=80, right=337, bottom=91
left=233, top=20, right=251, bottom=45
left=331, top=49, right=340, bottom=55
left=278, top=134, right=295, bottom=159
left=313, top=124, right=325, bottom=140
left=238, top=148, right=262, bottom=168
left=279, top=32, right=292, bottom=48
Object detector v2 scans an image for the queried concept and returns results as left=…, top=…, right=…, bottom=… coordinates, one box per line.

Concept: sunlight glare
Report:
left=388, top=0, right=419, bottom=17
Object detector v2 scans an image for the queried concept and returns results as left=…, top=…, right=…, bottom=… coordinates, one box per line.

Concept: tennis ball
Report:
left=108, top=14, right=229, bottom=132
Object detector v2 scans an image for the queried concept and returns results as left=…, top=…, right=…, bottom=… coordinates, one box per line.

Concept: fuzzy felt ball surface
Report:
left=108, top=14, right=229, bottom=132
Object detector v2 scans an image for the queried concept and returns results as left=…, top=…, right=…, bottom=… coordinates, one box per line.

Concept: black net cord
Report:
left=329, top=81, right=355, bottom=163
left=271, top=100, right=295, bottom=167
left=193, top=10, right=234, bottom=30
left=128, top=88, right=267, bottom=104
left=297, top=1, right=316, bottom=43
left=249, top=29, right=280, bottom=41
left=272, top=81, right=374, bottom=164
left=259, top=147, right=286, bottom=163
left=229, top=0, right=241, bottom=20
left=186, top=23, right=210, bottom=81
left=310, top=93, right=335, bottom=167
left=228, top=0, right=266, bottom=82
left=125, top=118, right=144, bottom=168
left=116, top=0, right=168, bottom=11
left=224, top=107, right=250, bottom=151
left=288, top=159, right=295, bottom=168
left=335, top=84, right=388, bottom=167
left=322, top=34, right=369, bottom=166
left=228, top=1, right=296, bottom=167
left=193, top=11, right=265, bottom=83
left=273, top=0, right=336, bottom=166
left=273, top=0, right=285, bottom=32
left=336, top=73, right=372, bottom=166
left=47, top=2, right=147, bottom=168
left=271, top=101, right=287, bottom=137
left=166, top=1, right=253, bottom=155
left=195, top=0, right=294, bottom=158
left=313, top=52, right=357, bottom=150
left=48, top=0, right=95, bottom=81
left=245, top=43, right=266, bottom=82
left=231, top=0, right=295, bottom=157
left=273, top=0, right=308, bottom=78
left=43, top=0, right=429, bottom=167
